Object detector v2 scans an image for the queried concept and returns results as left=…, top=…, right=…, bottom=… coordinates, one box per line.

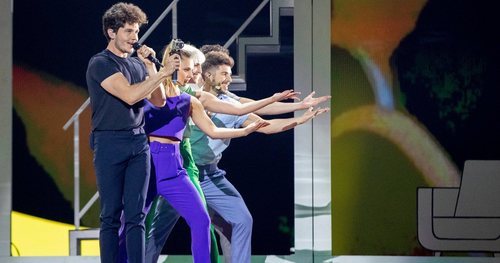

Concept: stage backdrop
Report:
left=331, top=0, right=500, bottom=255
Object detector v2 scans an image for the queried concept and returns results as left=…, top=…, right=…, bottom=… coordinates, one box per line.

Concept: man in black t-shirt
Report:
left=85, top=2, right=179, bottom=262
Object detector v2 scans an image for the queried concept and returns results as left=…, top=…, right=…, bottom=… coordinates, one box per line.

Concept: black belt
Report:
left=93, top=127, right=145, bottom=135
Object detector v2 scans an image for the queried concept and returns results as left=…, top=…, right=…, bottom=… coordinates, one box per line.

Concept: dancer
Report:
left=199, top=44, right=331, bottom=116
left=189, top=51, right=329, bottom=263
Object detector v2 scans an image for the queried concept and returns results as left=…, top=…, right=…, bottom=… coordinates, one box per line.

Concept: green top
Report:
left=178, top=83, right=197, bottom=96
left=178, top=84, right=197, bottom=138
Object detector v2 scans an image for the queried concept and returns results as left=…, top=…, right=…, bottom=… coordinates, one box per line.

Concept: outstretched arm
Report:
left=242, top=106, right=330, bottom=134
left=190, top=97, right=269, bottom=139
left=197, top=89, right=298, bottom=116
left=240, top=91, right=331, bottom=116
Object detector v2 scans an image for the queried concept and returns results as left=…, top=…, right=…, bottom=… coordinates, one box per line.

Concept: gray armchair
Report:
left=417, top=160, right=500, bottom=256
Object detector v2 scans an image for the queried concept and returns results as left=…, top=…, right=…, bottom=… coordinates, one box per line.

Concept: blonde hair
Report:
left=183, top=44, right=205, bottom=65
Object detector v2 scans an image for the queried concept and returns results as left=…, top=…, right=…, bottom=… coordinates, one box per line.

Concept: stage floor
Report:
left=1, top=255, right=499, bottom=263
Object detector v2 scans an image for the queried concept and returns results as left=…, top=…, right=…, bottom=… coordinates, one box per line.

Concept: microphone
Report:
left=132, top=42, right=163, bottom=68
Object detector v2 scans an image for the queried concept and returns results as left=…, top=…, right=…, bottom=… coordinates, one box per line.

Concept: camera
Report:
left=169, top=39, right=185, bottom=55
left=169, top=39, right=184, bottom=83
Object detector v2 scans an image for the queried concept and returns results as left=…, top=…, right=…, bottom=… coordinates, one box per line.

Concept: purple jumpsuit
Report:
left=144, top=93, right=210, bottom=262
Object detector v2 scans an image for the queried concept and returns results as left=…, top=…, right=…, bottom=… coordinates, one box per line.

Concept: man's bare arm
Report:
left=240, top=91, right=331, bottom=115
left=198, top=89, right=298, bottom=116
left=242, top=107, right=329, bottom=134
left=190, top=97, right=268, bottom=139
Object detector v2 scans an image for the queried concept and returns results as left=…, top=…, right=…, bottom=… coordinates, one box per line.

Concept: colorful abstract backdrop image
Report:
left=331, top=0, right=500, bottom=255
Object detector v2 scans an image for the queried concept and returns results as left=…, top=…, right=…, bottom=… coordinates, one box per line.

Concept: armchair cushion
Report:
left=433, top=217, right=500, bottom=240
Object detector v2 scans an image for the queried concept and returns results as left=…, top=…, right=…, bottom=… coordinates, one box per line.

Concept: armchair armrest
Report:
left=417, top=187, right=459, bottom=249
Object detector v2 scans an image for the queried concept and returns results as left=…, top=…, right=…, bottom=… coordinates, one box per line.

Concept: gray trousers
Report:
left=198, top=164, right=253, bottom=263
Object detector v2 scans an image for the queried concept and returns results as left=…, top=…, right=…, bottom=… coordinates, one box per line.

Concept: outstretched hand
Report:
left=271, top=89, right=301, bottom=102
left=299, top=91, right=331, bottom=109
left=244, top=119, right=270, bottom=135
left=300, top=106, right=330, bottom=124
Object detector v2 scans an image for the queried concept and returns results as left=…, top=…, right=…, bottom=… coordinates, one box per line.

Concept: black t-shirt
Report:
left=86, top=49, right=148, bottom=131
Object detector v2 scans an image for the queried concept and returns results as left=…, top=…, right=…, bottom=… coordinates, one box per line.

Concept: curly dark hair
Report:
left=202, top=51, right=234, bottom=77
left=102, top=2, right=148, bottom=41
left=200, top=44, right=229, bottom=55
